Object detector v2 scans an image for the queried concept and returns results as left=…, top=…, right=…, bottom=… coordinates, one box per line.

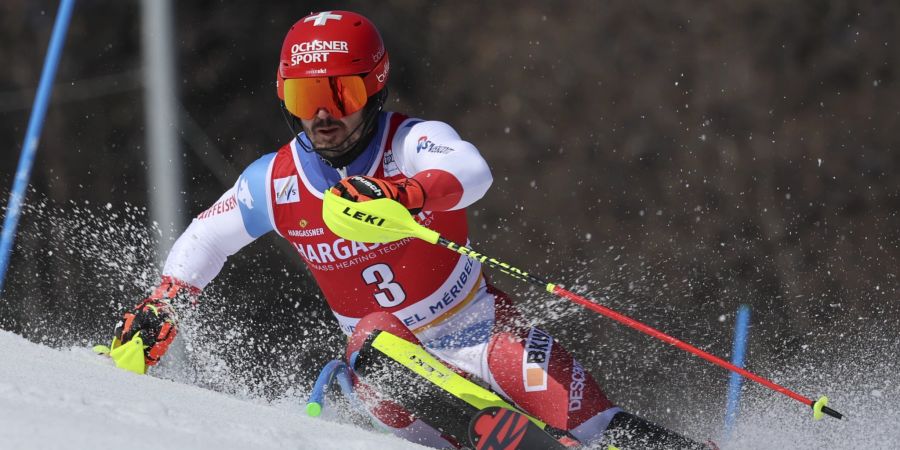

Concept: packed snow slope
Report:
left=0, top=330, right=425, bottom=450
left=1, top=326, right=898, bottom=449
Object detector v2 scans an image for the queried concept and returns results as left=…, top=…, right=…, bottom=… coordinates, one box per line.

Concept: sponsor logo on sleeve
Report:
left=197, top=194, right=237, bottom=219
left=237, top=178, right=254, bottom=209
left=416, top=136, right=429, bottom=153
left=274, top=175, right=300, bottom=204
left=523, top=328, right=553, bottom=392
left=416, top=135, right=454, bottom=154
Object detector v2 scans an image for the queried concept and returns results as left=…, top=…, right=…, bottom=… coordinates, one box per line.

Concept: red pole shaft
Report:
left=551, top=286, right=814, bottom=407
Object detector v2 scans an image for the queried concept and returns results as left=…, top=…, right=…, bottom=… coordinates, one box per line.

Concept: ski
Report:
left=351, top=331, right=709, bottom=450
left=468, top=406, right=568, bottom=450
left=353, top=330, right=531, bottom=444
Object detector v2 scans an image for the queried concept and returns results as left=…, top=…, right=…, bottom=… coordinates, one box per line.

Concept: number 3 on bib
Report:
left=361, top=263, right=406, bottom=307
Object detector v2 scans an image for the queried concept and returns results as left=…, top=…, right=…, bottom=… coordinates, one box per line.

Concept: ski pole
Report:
left=321, top=191, right=844, bottom=421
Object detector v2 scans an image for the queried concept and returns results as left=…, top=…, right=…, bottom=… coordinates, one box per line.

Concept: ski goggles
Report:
left=282, top=75, right=368, bottom=120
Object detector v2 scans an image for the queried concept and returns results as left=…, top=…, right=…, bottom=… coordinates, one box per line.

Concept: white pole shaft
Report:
left=141, top=0, right=183, bottom=264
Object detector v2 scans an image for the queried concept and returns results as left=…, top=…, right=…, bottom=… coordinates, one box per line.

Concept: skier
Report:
left=110, top=10, right=706, bottom=449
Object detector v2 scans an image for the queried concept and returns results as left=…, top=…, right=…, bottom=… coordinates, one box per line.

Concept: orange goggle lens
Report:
left=282, top=76, right=368, bottom=120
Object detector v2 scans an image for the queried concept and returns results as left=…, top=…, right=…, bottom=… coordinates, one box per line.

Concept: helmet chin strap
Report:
left=283, top=89, right=388, bottom=169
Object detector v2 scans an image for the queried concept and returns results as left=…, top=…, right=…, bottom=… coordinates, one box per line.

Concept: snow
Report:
left=1, top=327, right=898, bottom=449
left=0, top=330, right=425, bottom=450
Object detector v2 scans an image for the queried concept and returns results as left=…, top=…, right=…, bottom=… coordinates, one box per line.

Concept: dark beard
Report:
left=288, top=89, right=389, bottom=168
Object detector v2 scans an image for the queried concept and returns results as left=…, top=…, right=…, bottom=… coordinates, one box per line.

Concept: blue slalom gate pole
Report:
left=0, top=0, right=77, bottom=297
left=306, top=359, right=349, bottom=416
left=723, top=304, right=751, bottom=438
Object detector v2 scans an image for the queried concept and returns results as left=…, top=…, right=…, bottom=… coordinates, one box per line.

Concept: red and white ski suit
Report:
left=162, top=111, right=619, bottom=447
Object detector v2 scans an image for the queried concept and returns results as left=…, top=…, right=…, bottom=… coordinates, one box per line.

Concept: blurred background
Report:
left=1, top=0, right=897, bottom=442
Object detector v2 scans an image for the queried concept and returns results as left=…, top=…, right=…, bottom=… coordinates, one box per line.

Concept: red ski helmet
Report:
left=277, top=11, right=390, bottom=120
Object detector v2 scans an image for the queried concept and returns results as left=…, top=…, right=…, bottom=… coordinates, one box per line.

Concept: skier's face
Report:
left=301, top=108, right=365, bottom=158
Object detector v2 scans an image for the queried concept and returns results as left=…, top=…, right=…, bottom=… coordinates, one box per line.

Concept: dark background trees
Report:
left=1, top=0, right=896, bottom=436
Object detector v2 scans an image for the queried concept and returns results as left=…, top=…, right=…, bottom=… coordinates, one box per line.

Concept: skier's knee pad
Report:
left=345, top=311, right=420, bottom=362
left=486, top=327, right=615, bottom=431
